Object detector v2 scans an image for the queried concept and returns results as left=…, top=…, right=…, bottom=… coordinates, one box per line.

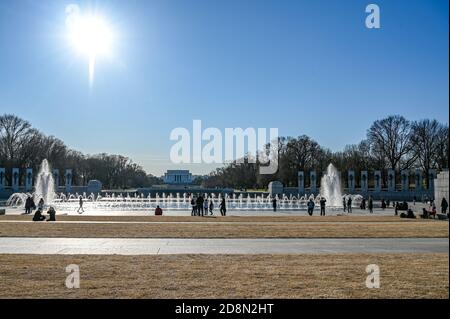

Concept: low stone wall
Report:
left=282, top=187, right=433, bottom=201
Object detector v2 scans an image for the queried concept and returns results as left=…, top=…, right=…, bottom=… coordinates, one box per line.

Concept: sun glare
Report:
left=69, top=15, right=113, bottom=57
left=66, top=6, right=114, bottom=87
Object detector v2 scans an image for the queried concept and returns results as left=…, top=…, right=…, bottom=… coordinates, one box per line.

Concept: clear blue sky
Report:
left=0, top=0, right=448, bottom=176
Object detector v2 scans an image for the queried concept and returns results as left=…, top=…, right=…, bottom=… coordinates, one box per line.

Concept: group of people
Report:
left=419, top=197, right=448, bottom=219
left=24, top=196, right=56, bottom=222
left=189, top=195, right=227, bottom=216
left=303, top=197, right=327, bottom=216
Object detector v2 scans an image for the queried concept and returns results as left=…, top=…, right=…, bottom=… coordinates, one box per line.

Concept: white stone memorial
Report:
left=434, top=170, right=449, bottom=214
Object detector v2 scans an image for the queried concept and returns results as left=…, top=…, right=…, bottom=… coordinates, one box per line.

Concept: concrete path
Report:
left=2, top=207, right=400, bottom=217
left=0, top=237, right=447, bottom=255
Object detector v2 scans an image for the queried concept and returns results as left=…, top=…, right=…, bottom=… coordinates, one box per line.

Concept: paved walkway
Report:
left=0, top=238, right=447, bottom=255
left=2, top=207, right=400, bottom=216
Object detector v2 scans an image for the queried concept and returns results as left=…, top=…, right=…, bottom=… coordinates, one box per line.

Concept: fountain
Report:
left=5, top=160, right=364, bottom=213
left=34, top=159, right=56, bottom=205
left=320, top=163, right=343, bottom=207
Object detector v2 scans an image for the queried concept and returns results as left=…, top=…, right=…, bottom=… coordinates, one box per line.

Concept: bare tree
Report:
left=0, top=114, right=34, bottom=166
left=367, top=115, right=414, bottom=171
left=435, top=124, right=449, bottom=170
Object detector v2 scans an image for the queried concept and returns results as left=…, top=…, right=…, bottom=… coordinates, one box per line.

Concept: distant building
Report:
left=163, top=170, right=193, bottom=184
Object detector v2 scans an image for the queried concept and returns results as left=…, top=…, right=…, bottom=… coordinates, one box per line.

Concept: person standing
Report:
left=77, top=196, right=84, bottom=214
left=368, top=196, right=373, bottom=214
left=441, top=197, right=448, bottom=216
left=204, top=198, right=209, bottom=215
left=25, top=196, right=32, bottom=214
left=219, top=197, right=226, bottom=216
left=191, top=197, right=197, bottom=216
left=347, top=197, right=352, bottom=213
left=320, top=197, right=326, bottom=216
left=342, top=197, right=347, bottom=212
left=307, top=198, right=315, bottom=216
left=209, top=200, right=214, bottom=215
left=272, top=197, right=277, bottom=212
left=197, top=195, right=204, bottom=216
left=362, top=198, right=366, bottom=210
left=381, top=198, right=386, bottom=210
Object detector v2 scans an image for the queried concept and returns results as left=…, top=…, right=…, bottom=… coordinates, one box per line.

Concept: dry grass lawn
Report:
left=0, top=253, right=447, bottom=299
left=0, top=219, right=447, bottom=238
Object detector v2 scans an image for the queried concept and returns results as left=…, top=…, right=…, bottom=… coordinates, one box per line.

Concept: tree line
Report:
left=202, top=115, right=449, bottom=189
left=1, top=114, right=448, bottom=190
left=0, top=114, right=161, bottom=189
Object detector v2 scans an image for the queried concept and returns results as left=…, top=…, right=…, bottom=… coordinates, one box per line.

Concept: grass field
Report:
left=0, top=217, right=447, bottom=238
left=0, top=253, right=447, bottom=298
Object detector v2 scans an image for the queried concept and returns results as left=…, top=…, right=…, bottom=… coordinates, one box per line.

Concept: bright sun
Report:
left=66, top=6, right=114, bottom=86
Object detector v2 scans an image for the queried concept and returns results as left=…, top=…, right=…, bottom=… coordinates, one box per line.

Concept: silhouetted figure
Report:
left=420, top=208, right=429, bottom=219
left=441, top=197, right=448, bottom=216
left=220, top=198, right=226, bottom=216
left=196, top=195, right=204, bottom=216
left=320, top=197, right=326, bottom=216
left=24, top=196, right=34, bottom=214
left=406, top=209, right=416, bottom=219
left=32, top=209, right=45, bottom=221
left=77, top=196, right=84, bottom=214
left=360, top=198, right=366, bottom=210
left=204, top=198, right=209, bottom=214
left=342, top=197, right=347, bottom=212
left=154, top=205, right=163, bottom=216
left=209, top=200, right=214, bottom=215
left=381, top=199, right=386, bottom=210
left=347, top=197, right=352, bottom=213
left=430, top=203, right=437, bottom=219
left=307, top=199, right=315, bottom=216
left=191, top=197, right=197, bottom=216
left=46, top=207, right=56, bottom=221
left=402, top=201, right=408, bottom=210
left=38, top=198, right=44, bottom=211
left=368, top=196, right=373, bottom=214
left=272, top=197, right=277, bottom=212
left=395, top=202, right=399, bottom=215
left=413, top=196, right=417, bottom=206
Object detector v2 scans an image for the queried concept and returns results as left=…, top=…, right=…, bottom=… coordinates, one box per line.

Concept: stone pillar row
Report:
left=0, top=168, right=73, bottom=191
left=295, top=169, right=436, bottom=193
